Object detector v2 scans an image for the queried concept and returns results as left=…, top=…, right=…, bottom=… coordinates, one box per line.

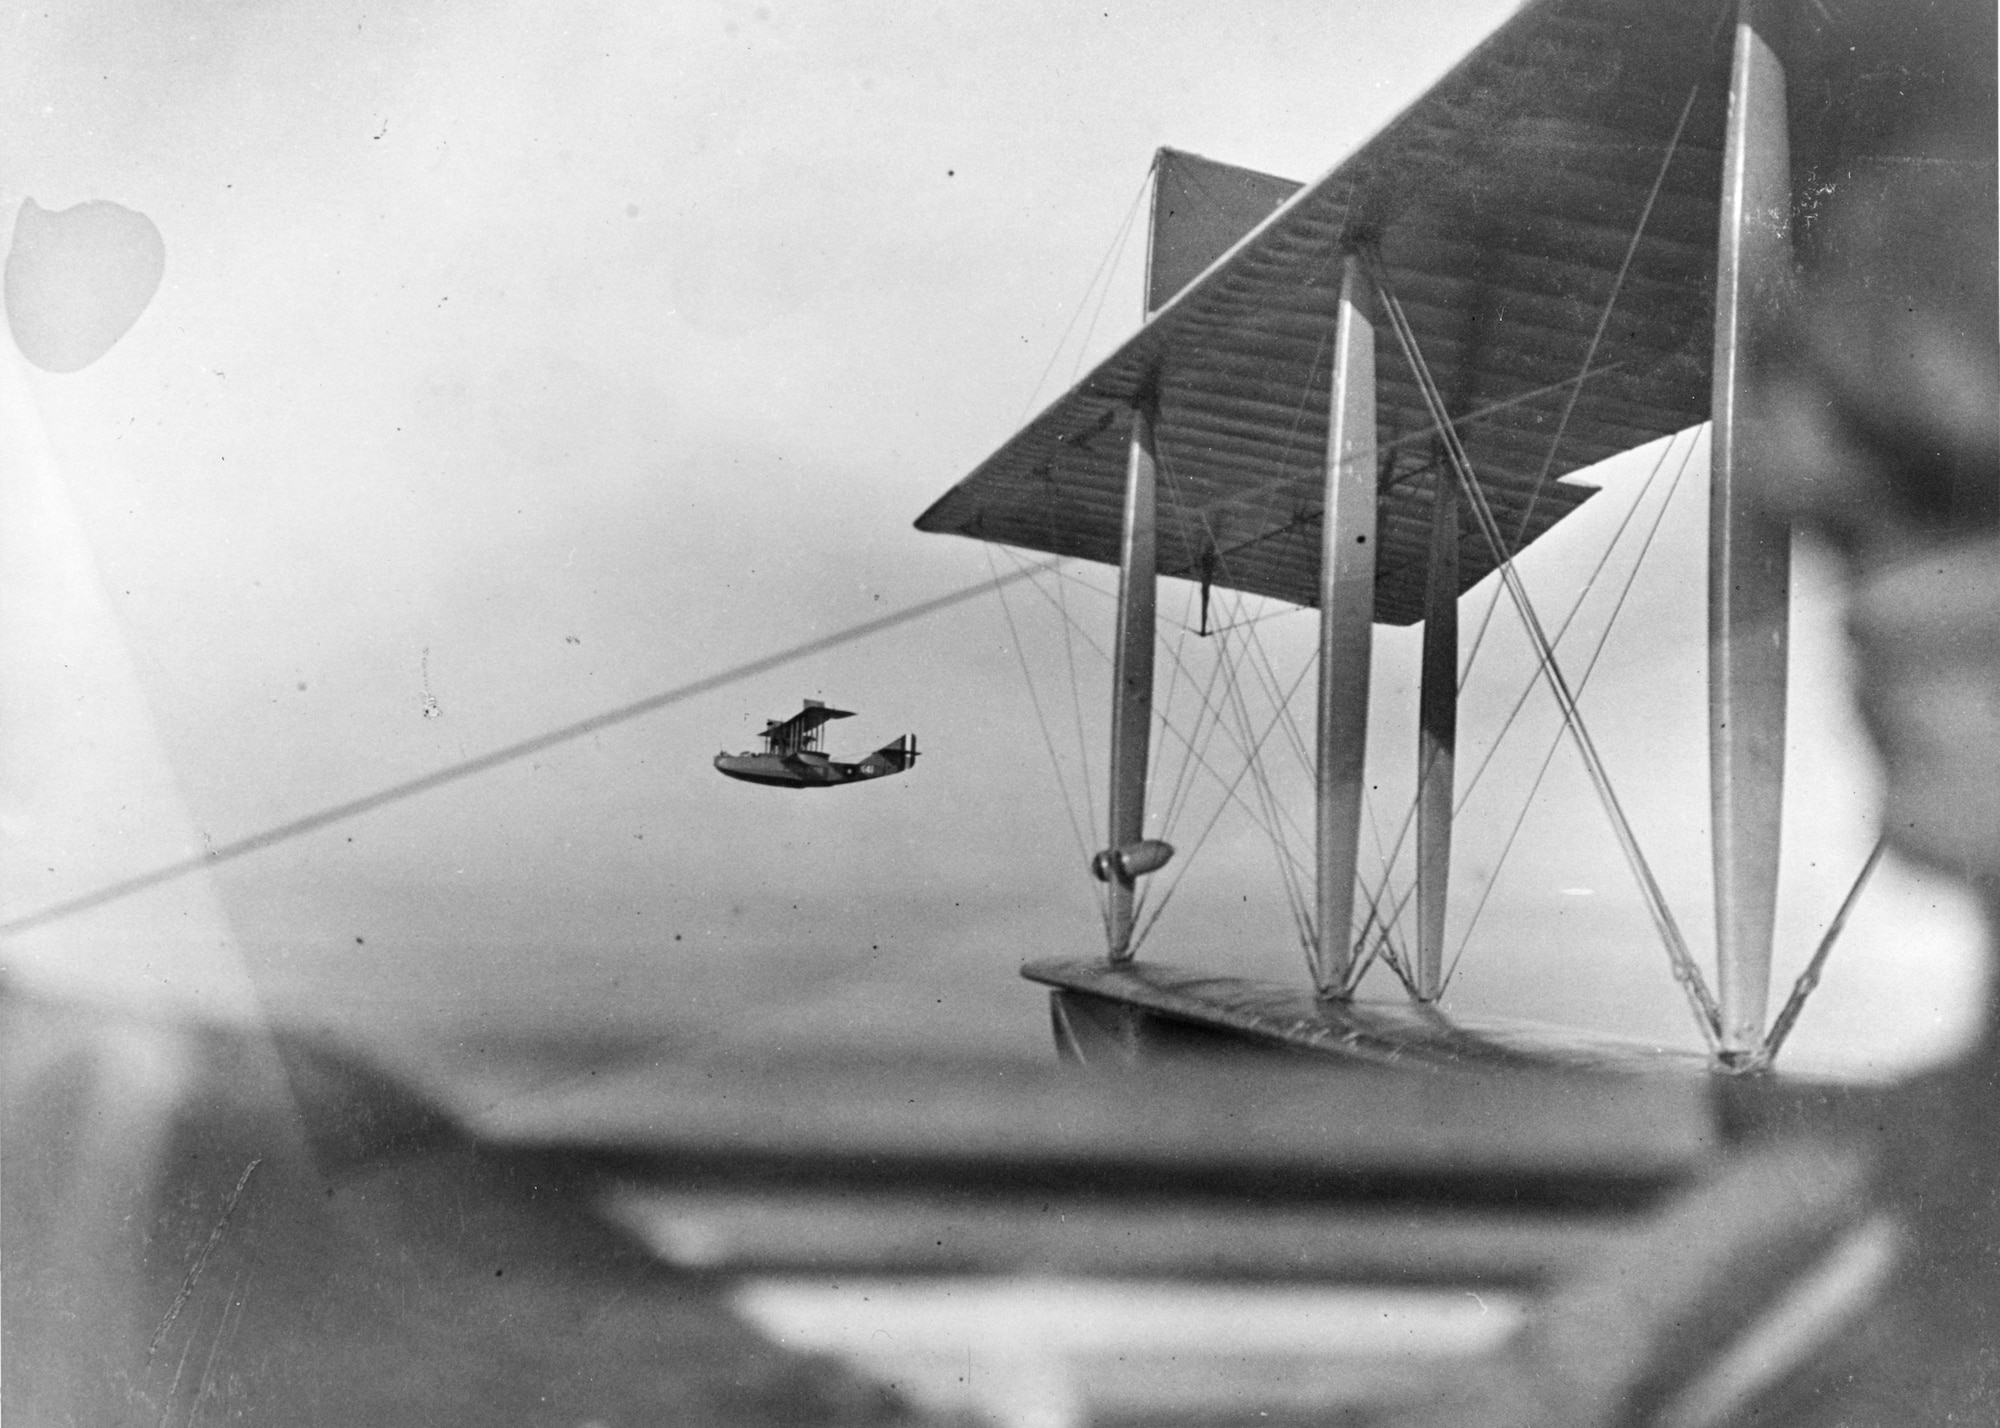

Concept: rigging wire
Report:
left=1016, top=166, right=1154, bottom=426
left=1214, top=621, right=1317, bottom=952
left=985, top=545, right=1107, bottom=933
left=1156, top=602, right=1235, bottom=840
left=998, top=547, right=1312, bottom=890
left=989, top=552, right=1117, bottom=853
left=1130, top=637, right=1320, bottom=953
left=1513, top=79, right=1705, bottom=546
left=1054, top=554, right=1103, bottom=849
left=1359, top=788, right=1412, bottom=966
left=1151, top=626, right=1317, bottom=875
left=3, top=561, right=1058, bottom=940
left=1372, top=263, right=1722, bottom=1049
left=1151, top=448, right=1322, bottom=935
left=1018, top=451, right=1322, bottom=952
left=1758, top=838, right=1887, bottom=1066
left=1144, top=541, right=1203, bottom=846
left=1356, top=426, right=1694, bottom=938
left=1455, top=73, right=1706, bottom=698
left=1153, top=436, right=1419, bottom=973
left=1200, top=586, right=1320, bottom=938
left=1453, top=432, right=1694, bottom=821
left=1011, top=569, right=1319, bottom=953
left=1070, top=193, right=1150, bottom=393
left=1439, top=431, right=1700, bottom=993
left=1154, top=443, right=1317, bottom=790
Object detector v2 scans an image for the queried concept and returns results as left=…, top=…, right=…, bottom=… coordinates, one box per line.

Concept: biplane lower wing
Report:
left=1029, top=958, right=1712, bottom=1076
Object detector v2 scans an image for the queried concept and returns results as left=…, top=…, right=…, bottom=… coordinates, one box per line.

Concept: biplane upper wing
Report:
left=763, top=700, right=854, bottom=751
left=914, top=0, right=1952, bottom=623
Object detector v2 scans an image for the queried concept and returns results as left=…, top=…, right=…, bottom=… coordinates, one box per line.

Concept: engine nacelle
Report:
left=1089, top=838, right=1176, bottom=884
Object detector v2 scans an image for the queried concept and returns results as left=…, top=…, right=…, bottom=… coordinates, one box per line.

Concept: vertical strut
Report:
left=1106, top=395, right=1159, bottom=961
left=1415, top=469, right=1459, bottom=1000
left=1711, top=0, right=1794, bottom=1059
left=1313, top=254, right=1378, bottom=996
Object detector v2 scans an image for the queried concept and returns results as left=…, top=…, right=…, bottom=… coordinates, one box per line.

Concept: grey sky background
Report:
left=2, top=0, right=1984, bottom=1083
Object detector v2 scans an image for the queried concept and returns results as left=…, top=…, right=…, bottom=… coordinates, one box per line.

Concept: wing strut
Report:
left=1310, top=254, right=1378, bottom=996
left=1103, top=394, right=1160, bottom=961
left=1414, top=466, right=1459, bottom=1000
left=1709, top=0, right=1794, bottom=1062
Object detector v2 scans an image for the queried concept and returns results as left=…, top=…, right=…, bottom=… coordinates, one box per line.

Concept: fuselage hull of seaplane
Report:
left=712, top=746, right=912, bottom=789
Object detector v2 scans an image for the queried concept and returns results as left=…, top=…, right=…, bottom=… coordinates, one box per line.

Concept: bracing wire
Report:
left=1054, top=557, right=1103, bottom=849
left=1129, top=582, right=1201, bottom=938
left=1153, top=450, right=1321, bottom=914
left=1152, top=628, right=1317, bottom=876
left=989, top=546, right=1292, bottom=951
left=1207, top=585, right=1317, bottom=886
left=997, top=552, right=1107, bottom=881
left=1359, top=788, right=1411, bottom=963
left=1355, top=426, right=1695, bottom=943
left=1153, top=436, right=1424, bottom=973
left=1144, top=554, right=1202, bottom=842
left=1440, top=431, right=1700, bottom=993
left=1454, top=73, right=1706, bottom=699
left=1154, top=445, right=1318, bottom=792
left=1213, top=622, right=1316, bottom=952
left=1139, top=547, right=1327, bottom=946
left=1156, top=612, right=1235, bottom=838
left=1016, top=168, right=1153, bottom=426
left=1372, top=264, right=1722, bottom=1049
left=1070, top=196, right=1150, bottom=392
left=1234, top=593, right=1318, bottom=784
left=989, top=552, right=1119, bottom=851
left=1512, top=79, right=1705, bottom=547
left=1758, top=838, right=1887, bottom=1066
left=1131, top=637, right=1321, bottom=952
left=1019, top=575, right=1316, bottom=954
left=999, top=548, right=1314, bottom=904
left=5, top=561, right=1058, bottom=939
left=1156, top=608, right=1317, bottom=865
left=1452, top=430, right=1694, bottom=820
left=986, top=545, right=1107, bottom=932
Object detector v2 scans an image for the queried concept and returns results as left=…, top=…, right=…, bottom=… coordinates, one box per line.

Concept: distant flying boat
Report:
left=714, top=700, right=918, bottom=790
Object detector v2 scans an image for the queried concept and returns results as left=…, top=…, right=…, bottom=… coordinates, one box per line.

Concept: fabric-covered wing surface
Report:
left=916, top=0, right=1736, bottom=625
left=766, top=702, right=853, bottom=747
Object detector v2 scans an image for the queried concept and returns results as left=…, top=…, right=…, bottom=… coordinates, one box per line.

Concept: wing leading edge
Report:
left=916, top=0, right=1752, bottom=623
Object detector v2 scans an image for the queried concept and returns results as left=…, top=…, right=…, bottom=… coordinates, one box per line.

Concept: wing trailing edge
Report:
left=916, top=0, right=1756, bottom=622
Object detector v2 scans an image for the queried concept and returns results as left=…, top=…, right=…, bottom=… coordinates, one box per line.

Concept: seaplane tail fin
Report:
left=864, top=735, right=918, bottom=775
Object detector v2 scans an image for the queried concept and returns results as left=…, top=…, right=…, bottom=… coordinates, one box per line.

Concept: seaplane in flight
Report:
left=713, top=700, right=918, bottom=789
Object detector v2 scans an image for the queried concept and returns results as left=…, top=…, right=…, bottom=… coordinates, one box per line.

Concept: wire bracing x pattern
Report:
left=1350, top=426, right=1698, bottom=988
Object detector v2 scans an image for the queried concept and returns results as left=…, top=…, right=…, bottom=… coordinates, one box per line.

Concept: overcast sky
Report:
left=2, top=0, right=1985, bottom=1084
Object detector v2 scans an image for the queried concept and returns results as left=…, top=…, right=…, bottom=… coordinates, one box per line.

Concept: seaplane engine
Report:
left=1090, top=839, right=1175, bottom=885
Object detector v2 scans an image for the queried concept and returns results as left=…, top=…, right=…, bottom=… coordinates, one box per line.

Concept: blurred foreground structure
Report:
left=6, top=984, right=1968, bottom=1426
